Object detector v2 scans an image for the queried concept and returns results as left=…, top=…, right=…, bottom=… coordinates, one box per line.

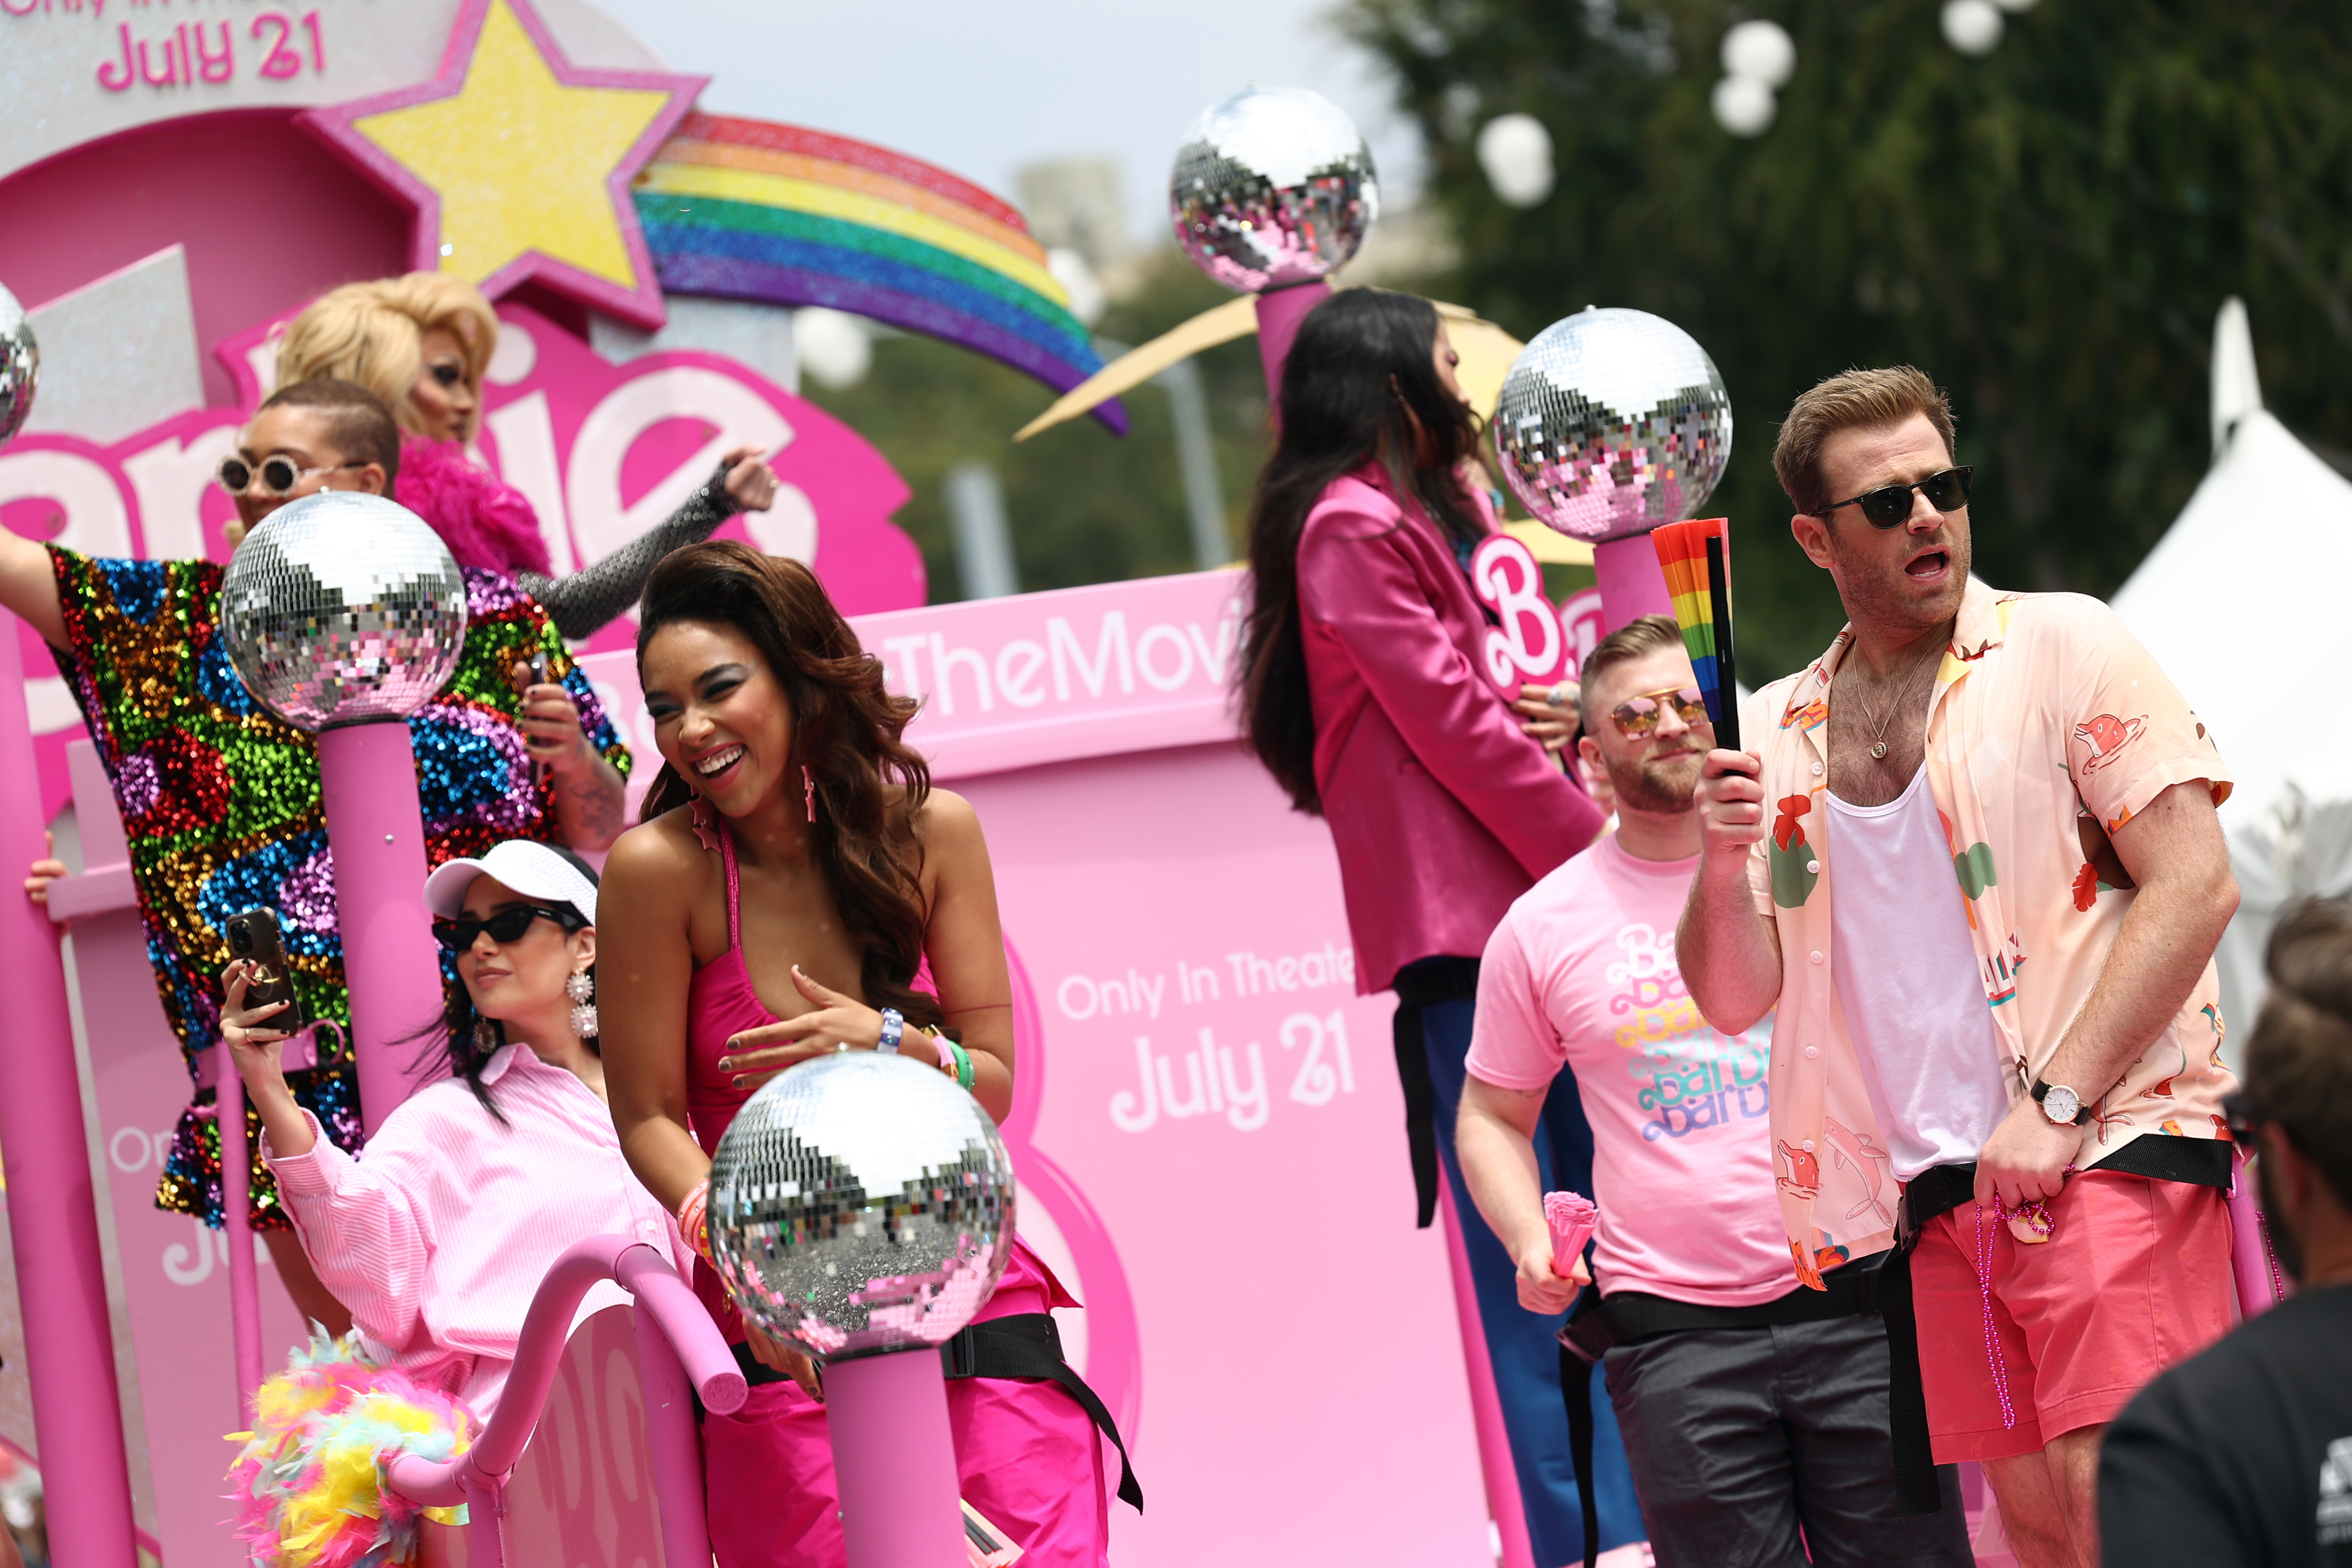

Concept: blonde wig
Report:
left=276, top=273, right=499, bottom=442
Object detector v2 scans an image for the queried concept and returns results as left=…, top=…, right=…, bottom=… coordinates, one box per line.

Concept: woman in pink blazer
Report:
left=1236, top=287, right=1636, bottom=1565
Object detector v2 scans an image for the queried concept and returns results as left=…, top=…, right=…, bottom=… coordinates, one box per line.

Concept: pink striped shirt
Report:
left=267, top=1044, right=688, bottom=1413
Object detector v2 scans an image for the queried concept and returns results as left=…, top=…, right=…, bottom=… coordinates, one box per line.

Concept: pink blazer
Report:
left=1297, top=464, right=1603, bottom=995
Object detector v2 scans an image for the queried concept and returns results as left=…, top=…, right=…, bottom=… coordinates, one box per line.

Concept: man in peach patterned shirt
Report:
left=1681, top=367, right=2239, bottom=1568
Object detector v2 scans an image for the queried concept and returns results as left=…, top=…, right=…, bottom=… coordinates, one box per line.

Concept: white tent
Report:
left=2110, top=297, right=2352, bottom=1060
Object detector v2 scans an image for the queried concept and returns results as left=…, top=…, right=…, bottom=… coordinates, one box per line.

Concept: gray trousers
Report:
left=1600, top=1313, right=1974, bottom=1568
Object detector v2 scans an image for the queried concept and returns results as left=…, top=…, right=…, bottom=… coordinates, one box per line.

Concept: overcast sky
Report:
left=592, top=0, right=1422, bottom=248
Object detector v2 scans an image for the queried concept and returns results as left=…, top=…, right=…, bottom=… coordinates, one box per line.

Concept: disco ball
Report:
left=708, top=1051, right=1015, bottom=1360
left=1493, top=308, right=1734, bottom=544
left=0, top=282, right=37, bottom=449
left=1170, top=86, right=1378, bottom=293
left=219, top=491, right=467, bottom=730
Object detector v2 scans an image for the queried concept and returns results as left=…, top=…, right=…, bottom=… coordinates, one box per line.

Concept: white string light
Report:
left=1711, top=19, right=1794, bottom=137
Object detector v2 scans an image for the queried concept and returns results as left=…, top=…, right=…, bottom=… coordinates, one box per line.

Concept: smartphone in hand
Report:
left=512, top=654, right=553, bottom=781
left=225, top=908, right=306, bottom=1033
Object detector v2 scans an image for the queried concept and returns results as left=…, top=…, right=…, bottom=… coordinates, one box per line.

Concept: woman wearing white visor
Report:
left=219, top=839, right=688, bottom=1414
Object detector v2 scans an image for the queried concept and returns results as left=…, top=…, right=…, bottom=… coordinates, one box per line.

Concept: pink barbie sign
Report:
left=0, top=297, right=922, bottom=818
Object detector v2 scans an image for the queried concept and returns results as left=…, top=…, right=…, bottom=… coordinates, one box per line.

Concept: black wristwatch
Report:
left=2030, top=1077, right=2090, bottom=1126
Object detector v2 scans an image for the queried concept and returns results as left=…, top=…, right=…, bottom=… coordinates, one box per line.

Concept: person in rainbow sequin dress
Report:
left=3, top=377, right=629, bottom=1328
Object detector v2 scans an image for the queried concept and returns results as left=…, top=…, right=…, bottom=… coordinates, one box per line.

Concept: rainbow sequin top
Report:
left=50, top=547, right=630, bottom=1228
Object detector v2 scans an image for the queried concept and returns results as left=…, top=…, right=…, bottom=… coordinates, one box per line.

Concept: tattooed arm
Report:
left=518, top=681, right=628, bottom=852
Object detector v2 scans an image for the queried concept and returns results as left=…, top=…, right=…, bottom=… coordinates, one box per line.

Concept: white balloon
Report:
left=793, top=307, right=873, bottom=391
left=1476, top=113, right=1554, bottom=209
left=1721, top=19, right=1796, bottom=89
left=1711, top=75, right=1777, bottom=138
left=1942, top=0, right=2004, bottom=55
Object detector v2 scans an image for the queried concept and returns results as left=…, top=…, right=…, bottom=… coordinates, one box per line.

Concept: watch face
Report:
left=2044, top=1084, right=2081, bottom=1124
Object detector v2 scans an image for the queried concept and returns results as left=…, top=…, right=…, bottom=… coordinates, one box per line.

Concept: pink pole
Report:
left=632, top=1290, right=714, bottom=1568
left=215, top=1040, right=264, bottom=1418
left=1592, top=534, right=1674, bottom=631
left=462, top=1471, right=505, bottom=1568
left=0, top=625, right=139, bottom=1566
left=1254, top=280, right=1332, bottom=404
left=2229, top=1160, right=2285, bottom=1320
left=315, top=719, right=442, bottom=1134
left=824, top=1349, right=966, bottom=1568
left=1436, top=1166, right=1539, bottom=1568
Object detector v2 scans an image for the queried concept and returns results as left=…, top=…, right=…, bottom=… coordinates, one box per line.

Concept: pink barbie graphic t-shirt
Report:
left=1467, top=837, right=1797, bottom=1306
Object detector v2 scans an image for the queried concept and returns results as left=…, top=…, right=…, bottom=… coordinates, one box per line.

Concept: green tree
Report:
left=1344, top=0, right=2352, bottom=678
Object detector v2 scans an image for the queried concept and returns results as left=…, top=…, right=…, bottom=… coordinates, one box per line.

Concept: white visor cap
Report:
left=423, top=839, right=599, bottom=927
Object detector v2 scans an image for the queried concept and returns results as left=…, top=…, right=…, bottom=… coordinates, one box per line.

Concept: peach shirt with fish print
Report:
left=1744, top=580, right=2235, bottom=1288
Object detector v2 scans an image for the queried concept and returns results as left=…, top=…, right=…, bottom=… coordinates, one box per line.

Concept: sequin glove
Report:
left=517, top=462, right=743, bottom=640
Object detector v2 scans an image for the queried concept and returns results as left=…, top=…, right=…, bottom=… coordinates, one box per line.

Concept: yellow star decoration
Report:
left=351, top=0, right=672, bottom=291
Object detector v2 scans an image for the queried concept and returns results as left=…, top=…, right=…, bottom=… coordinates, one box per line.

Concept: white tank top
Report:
left=1825, top=767, right=2013, bottom=1180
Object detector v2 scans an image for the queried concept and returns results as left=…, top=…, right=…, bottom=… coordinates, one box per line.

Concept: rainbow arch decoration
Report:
left=637, top=113, right=1126, bottom=433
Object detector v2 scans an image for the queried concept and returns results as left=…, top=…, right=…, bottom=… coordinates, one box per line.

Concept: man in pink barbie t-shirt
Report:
left=1459, top=618, right=1970, bottom=1566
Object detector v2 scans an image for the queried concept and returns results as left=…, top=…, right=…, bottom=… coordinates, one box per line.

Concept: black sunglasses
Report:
left=1815, top=466, right=1974, bottom=529
left=432, top=904, right=583, bottom=951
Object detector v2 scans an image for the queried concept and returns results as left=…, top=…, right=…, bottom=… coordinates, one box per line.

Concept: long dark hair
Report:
left=634, top=541, right=947, bottom=1035
left=1239, top=289, right=1483, bottom=814
left=410, top=844, right=599, bottom=1124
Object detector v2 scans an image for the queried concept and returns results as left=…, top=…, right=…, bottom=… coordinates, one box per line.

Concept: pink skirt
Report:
left=701, top=1240, right=1111, bottom=1568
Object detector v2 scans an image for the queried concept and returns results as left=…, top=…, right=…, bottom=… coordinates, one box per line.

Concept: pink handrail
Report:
left=384, top=1235, right=746, bottom=1567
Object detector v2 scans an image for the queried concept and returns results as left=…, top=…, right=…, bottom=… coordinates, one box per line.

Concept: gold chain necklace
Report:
left=1841, top=658, right=1936, bottom=761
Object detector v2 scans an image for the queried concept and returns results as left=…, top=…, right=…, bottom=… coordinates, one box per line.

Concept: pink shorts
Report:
left=1910, top=1168, right=2233, bottom=1462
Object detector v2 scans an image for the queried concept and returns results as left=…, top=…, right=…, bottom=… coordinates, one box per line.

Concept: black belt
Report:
left=1558, top=1336, right=1602, bottom=1568
left=1391, top=956, right=1481, bottom=1228
left=729, top=1314, right=1142, bottom=1514
left=1883, top=1162, right=1977, bottom=1515
left=1598, top=1251, right=1891, bottom=1343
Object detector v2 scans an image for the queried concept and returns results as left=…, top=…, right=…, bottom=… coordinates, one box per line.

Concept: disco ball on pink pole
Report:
left=1169, top=84, right=1379, bottom=397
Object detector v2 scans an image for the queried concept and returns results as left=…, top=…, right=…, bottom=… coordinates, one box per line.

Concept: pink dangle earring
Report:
left=803, top=765, right=816, bottom=823
left=565, top=966, right=597, bottom=1039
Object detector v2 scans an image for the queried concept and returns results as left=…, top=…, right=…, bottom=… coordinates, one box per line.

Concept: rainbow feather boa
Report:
left=226, top=1331, right=475, bottom=1567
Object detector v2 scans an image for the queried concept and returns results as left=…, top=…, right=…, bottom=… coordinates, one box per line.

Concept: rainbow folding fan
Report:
left=1649, top=517, right=1740, bottom=752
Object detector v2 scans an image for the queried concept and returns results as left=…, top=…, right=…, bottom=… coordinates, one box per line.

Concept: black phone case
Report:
left=225, top=908, right=306, bottom=1032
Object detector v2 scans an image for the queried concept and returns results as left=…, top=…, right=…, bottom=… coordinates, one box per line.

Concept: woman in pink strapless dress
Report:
left=598, top=541, right=1132, bottom=1568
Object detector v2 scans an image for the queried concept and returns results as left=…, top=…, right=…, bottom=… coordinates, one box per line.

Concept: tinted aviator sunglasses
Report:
left=432, top=904, right=583, bottom=952
left=1814, top=466, right=1974, bottom=529
left=1611, top=686, right=1710, bottom=738
left=217, top=455, right=369, bottom=497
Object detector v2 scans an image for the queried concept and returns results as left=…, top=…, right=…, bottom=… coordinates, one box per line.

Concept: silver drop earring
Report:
left=567, top=968, right=598, bottom=1039
left=473, top=1017, right=499, bottom=1054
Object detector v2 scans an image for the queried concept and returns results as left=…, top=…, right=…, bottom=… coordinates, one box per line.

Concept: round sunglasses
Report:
left=432, top=903, right=584, bottom=952
left=217, top=455, right=369, bottom=498
left=1814, top=466, right=1974, bottom=529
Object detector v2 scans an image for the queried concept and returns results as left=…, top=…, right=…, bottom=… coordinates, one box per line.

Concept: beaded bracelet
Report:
left=678, top=1178, right=714, bottom=1267
left=877, top=1007, right=904, bottom=1055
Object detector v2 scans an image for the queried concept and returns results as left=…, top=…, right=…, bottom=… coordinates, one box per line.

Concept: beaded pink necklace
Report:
left=1971, top=1200, right=2018, bottom=1431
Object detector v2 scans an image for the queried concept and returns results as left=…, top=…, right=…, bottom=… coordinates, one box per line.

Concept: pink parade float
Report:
left=0, top=6, right=1647, bottom=1567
